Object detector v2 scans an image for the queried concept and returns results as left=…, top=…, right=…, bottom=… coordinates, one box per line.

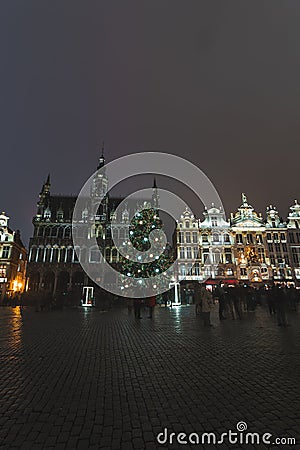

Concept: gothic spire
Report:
left=97, top=141, right=105, bottom=169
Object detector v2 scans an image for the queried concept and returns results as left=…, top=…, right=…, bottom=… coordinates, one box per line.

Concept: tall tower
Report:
left=36, top=174, right=51, bottom=220
left=152, top=177, right=160, bottom=210
left=91, top=142, right=108, bottom=221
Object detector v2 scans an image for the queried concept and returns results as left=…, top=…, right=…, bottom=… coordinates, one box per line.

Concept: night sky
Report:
left=1, top=1, right=300, bottom=245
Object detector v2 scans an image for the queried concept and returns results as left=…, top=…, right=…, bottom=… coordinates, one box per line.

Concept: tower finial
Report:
left=97, top=142, right=105, bottom=169
left=242, top=193, right=247, bottom=205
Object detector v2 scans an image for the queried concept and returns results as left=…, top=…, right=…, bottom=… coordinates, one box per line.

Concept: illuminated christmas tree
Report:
left=118, top=207, right=174, bottom=288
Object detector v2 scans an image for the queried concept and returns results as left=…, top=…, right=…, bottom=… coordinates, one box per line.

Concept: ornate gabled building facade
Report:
left=0, top=212, right=27, bottom=301
left=265, top=205, right=293, bottom=284
left=176, top=204, right=236, bottom=284
left=200, top=204, right=236, bottom=282
left=230, top=194, right=271, bottom=284
left=175, top=194, right=300, bottom=288
left=286, top=200, right=300, bottom=284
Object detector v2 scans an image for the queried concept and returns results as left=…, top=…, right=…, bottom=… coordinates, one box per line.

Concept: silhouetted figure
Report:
left=214, top=284, right=226, bottom=320
left=147, top=296, right=156, bottom=318
left=133, top=298, right=142, bottom=319
left=274, top=285, right=289, bottom=326
left=267, top=286, right=276, bottom=315
left=197, top=284, right=213, bottom=327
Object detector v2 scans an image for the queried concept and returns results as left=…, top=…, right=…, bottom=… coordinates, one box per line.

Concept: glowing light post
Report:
left=81, top=286, right=94, bottom=307
left=169, top=278, right=181, bottom=305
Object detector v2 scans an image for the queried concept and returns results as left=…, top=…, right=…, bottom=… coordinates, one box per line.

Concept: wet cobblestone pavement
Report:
left=0, top=304, right=299, bottom=449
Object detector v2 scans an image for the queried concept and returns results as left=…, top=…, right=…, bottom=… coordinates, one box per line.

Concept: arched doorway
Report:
left=43, top=271, right=55, bottom=294
left=57, top=271, right=70, bottom=294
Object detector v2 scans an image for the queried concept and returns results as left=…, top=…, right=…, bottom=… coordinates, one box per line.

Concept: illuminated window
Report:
left=186, top=232, right=191, bottom=243
left=211, top=217, right=218, bottom=227
left=212, top=233, right=219, bottom=242
left=247, top=234, right=253, bottom=244
left=179, top=247, right=185, bottom=259
left=2, top=246, right=10, bottom=259
left=186, top=247, right=192, bottom=259
left=192, top=232, right=198, bottom=243
left=236, top=234, right=243, bottom=244
left=225, top=251, right=232, bottom=264
left=180, top=265, right=186, bottom=276
left=0, top=264, right=6, bottom=277
left=194, top=262, right=200, bottom=276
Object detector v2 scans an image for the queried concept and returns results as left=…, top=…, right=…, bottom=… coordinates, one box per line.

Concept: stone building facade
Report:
left=176, top=194, right=300, bottom=287
left=27, top=151, right=161, bottom=303
left=0, top=212, right=27, bottom=301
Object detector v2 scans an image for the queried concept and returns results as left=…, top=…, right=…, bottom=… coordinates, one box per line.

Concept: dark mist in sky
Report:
left=1, top=1, right=300, bottom=245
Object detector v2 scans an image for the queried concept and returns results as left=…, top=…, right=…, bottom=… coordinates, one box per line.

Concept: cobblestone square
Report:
left=0, top=304, right=299, bottom=449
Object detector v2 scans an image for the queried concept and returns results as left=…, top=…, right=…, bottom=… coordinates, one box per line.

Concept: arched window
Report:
left=52, top=247, right=59, bottom=262
left=111, top=248, right=118, bottom=263
left=45, top=247, right=51, bottom=263
left=37, top=247, right=44, bottom=262
left=66, top=248, right=73, bottom=263
left=30, top=247, right=37, bottom=262
left=59, top=248, right=66, bottom=263
left=180, top=265, right=186, bottom=276
left=105, top=248, right=111, bottom=262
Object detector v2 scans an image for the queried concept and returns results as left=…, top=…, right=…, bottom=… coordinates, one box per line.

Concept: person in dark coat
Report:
left=133, top=298, right=142, bottom=319
left=147, top=296, right=156, bottom=318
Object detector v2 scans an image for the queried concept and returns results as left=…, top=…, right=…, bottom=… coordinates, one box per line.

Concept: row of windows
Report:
left=269, top=255, right=290, bottom=266
left=34, top=226, right=131, bottom=240
left=268, top=243, right=288, bottom=253
left=288, top=232, right=300, bottom=244
left=29, top=246, right=120, bottom=264
left=178, top=247, right=233, bottom=264
left=179, top=264, right=233, bottom=277
left=0, top=264, right=6, bottom=277
left=266, top=232, right=287, bottom=242
left=236, top=234, right=263, bottom=244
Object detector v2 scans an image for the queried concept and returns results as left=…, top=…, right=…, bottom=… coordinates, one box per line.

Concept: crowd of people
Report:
left=194, top=282, right=299, bottom=327
left=129, top=283, right=299, bottom=327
